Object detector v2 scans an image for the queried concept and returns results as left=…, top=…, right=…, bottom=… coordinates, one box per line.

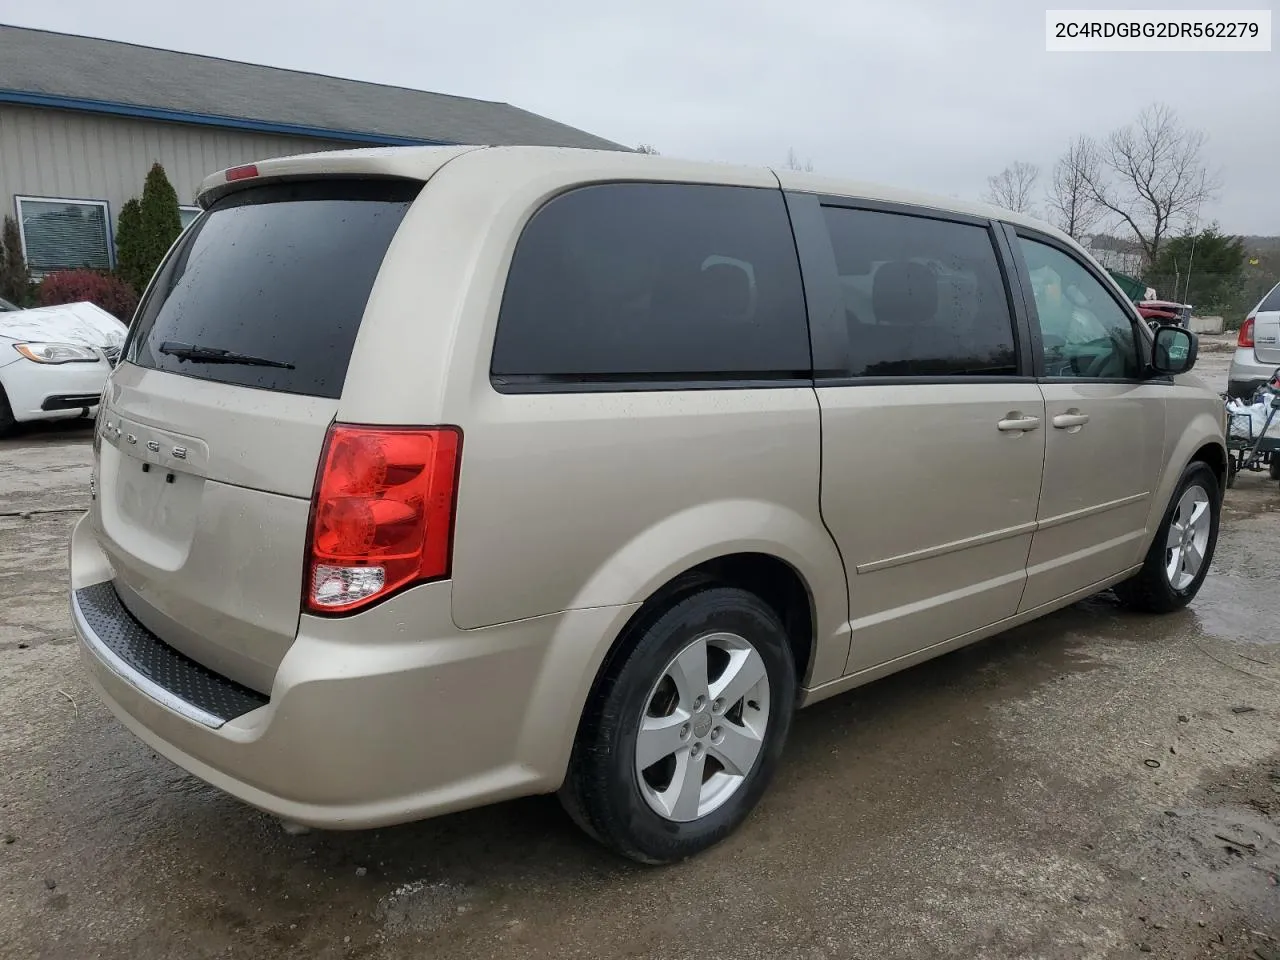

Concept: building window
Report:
left=16, top=197, right=113, bottom=274
left=179, top=206, right=202, bottom=229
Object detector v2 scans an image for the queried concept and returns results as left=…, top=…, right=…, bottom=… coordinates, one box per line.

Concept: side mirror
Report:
left=1151, top=325, right=1198, bottom=375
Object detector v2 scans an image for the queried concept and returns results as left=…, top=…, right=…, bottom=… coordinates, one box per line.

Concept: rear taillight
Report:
left=305, top=424, right=462, bottom=614
left=1239, top=316, right=1256, bottom=348
left=225, top=164, right=259, bottom=182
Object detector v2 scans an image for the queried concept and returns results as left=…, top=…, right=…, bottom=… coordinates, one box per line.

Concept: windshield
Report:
left=124, top=179, right=420, bottom=399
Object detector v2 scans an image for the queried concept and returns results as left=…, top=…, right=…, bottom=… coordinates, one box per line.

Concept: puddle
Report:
left=1143, top=753, right=1280, bottom=931
left=1156, top=804, right=1280, bottom=913
left=1190, top=574, right=1280, bottom=645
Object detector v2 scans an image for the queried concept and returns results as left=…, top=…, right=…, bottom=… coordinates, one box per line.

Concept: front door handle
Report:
left=997, top=415, right=1042, bottom=432
left=1052, top=412, right=1091, bottom=429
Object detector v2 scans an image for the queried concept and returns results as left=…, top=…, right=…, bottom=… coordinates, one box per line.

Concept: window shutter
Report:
left=18, top=200, right=111, bottom=272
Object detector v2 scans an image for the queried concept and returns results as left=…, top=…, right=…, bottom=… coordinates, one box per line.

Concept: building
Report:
left=1085, top=233, right=1147, bottom=277
left=0, top=25, right=622, bottom=276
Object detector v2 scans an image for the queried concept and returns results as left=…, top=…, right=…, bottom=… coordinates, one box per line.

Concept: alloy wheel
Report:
left=634, top=631, right=771, bottom=822
left=1165, top=483, right=1212, bottom=590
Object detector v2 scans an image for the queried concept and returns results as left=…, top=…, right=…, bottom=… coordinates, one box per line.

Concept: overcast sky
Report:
left=6, top=0, right=1278, bottom=233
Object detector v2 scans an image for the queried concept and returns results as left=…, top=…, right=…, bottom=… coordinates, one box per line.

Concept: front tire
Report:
left=560, top=586, right=796, bottom=864
left=0, top=386, right=15, bottom=438
left=1115, top=462, right=1220, bottom=614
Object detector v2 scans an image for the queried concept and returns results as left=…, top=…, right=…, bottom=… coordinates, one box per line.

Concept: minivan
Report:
left=72, top=145, right=1226, bottom=864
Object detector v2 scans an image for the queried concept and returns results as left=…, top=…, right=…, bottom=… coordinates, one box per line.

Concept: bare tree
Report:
left=785, top=147, right=814, bottom=173
left=1081, top=103, right=1218, bottom=267
left=1046, top=136, right=1104, bottom=241
left=983, top=161, right=1040, bottom=214
left=635, top=144, right=660, bottom=155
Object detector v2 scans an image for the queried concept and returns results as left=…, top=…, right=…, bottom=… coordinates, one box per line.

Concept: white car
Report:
left=1227, top=280, right=1280, bottom=399
left=0, top=302, right=127, bottom=434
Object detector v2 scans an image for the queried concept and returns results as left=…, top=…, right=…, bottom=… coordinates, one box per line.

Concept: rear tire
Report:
left=559, top=586, right=796, bottom=864
left=1269, top=458, right=1280, bottom=482
left=1115, top=462, right=1220, bottom=614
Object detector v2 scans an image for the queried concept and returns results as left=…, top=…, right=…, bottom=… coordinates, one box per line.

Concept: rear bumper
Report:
left=70, top=514, right=637, bottom=828
left=73, top=582, right=268, bottom=727
left=1227, top=348, right=1279, bottom=398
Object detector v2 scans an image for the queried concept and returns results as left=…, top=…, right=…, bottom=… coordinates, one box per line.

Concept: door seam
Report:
left=810, top=385, right=854, bottom=675
left=1015, top=383, right=1051, bottom=611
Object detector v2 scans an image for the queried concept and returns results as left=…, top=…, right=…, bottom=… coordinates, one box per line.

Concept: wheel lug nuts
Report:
left=712, top=697, right=724, bottom=714
left=711, top=726, right=722, bottom=742
left=679, top=723, right=690, bottom=739
left=691, top=743, right=703, bottom=758
left=693, top=695, right=706, bottom=711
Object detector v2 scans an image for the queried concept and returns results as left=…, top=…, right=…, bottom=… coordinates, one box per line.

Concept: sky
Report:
left=4, top=0, right=1278, bottom=234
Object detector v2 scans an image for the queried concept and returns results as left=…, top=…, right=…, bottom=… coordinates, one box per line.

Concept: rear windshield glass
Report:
left=1259, top=282, right=1280, bottom=314
left=125, top=179, right=420, bottom=399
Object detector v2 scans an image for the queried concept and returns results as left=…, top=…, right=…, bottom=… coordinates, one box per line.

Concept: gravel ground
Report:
left=2, top=355, right=1277, bottom=959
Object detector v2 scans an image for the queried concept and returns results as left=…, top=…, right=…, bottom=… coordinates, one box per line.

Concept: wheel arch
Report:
left=597, top=551, right=818, bottom=689
left=563, top=499, right=849, bottom=685
left=556, top=550, right=819, bottom=784
left=1189, top=439, right=1227, bottom=497
left=1142, top=414, right=1228, bottom=552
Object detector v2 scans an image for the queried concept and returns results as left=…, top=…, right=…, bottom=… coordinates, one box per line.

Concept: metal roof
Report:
left=0, top=25, right=625, bottom=150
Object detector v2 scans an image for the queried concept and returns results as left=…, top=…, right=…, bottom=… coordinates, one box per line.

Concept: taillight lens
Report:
left=1239, top=316, right=1256, bottom=348
left=306, top=424, right=462, bottom=614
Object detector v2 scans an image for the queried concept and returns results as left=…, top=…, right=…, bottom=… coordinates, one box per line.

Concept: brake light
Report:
left=305, top=424, right=462, bottom=614
left=1239, top=316, right=1256, bottom=348
left=225, top=164, right=259, bottom=182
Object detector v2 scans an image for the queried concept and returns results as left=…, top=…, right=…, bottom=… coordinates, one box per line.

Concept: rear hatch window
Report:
left=1259, top=282, right=1280, bottom=314
left=124, top=179, right=421, bottom=399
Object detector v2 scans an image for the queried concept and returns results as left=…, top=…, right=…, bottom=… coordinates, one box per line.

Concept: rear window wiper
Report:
left=158, top=341, right=295, bottom=369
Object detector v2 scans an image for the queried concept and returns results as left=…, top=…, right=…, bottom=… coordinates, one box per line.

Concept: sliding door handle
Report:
left=1052, top=412, right=1090, bottom=430
left=997, top=415, right=1041, bottom=432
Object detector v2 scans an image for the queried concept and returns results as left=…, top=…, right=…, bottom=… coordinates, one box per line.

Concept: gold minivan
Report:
left=71, top=146, right=1226, bottom=863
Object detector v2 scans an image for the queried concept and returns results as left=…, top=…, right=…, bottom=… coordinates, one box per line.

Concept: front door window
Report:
left=1019, top=237, right=1140, bottom=380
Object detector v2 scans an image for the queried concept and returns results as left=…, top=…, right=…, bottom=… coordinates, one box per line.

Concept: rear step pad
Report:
left=74, top=582, right=268, bottom=726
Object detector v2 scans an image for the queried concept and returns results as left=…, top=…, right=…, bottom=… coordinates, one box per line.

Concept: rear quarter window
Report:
left=491, top=182, right=811, bottom=385
left=125, top=179, right=420, bottom=399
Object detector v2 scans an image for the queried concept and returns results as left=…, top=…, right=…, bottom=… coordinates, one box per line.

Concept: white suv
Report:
left=1227, top=280, right=1280, bottom=399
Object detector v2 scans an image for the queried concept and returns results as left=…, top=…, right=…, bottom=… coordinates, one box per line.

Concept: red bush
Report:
left=36, top=270, right=139, bottom=323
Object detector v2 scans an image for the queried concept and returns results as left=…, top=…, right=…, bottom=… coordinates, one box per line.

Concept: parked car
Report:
left=71, top=147, right=1226, bottom=864
left=1227, top=280, right=1280, bottom=399
left=0, top=296, right=19, bottom=311
left=0, top=301, right=126, bottom=434
left=1136, top=299, right=1192, bottom=328
left=1104, top=271, right=1191, bottom=329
